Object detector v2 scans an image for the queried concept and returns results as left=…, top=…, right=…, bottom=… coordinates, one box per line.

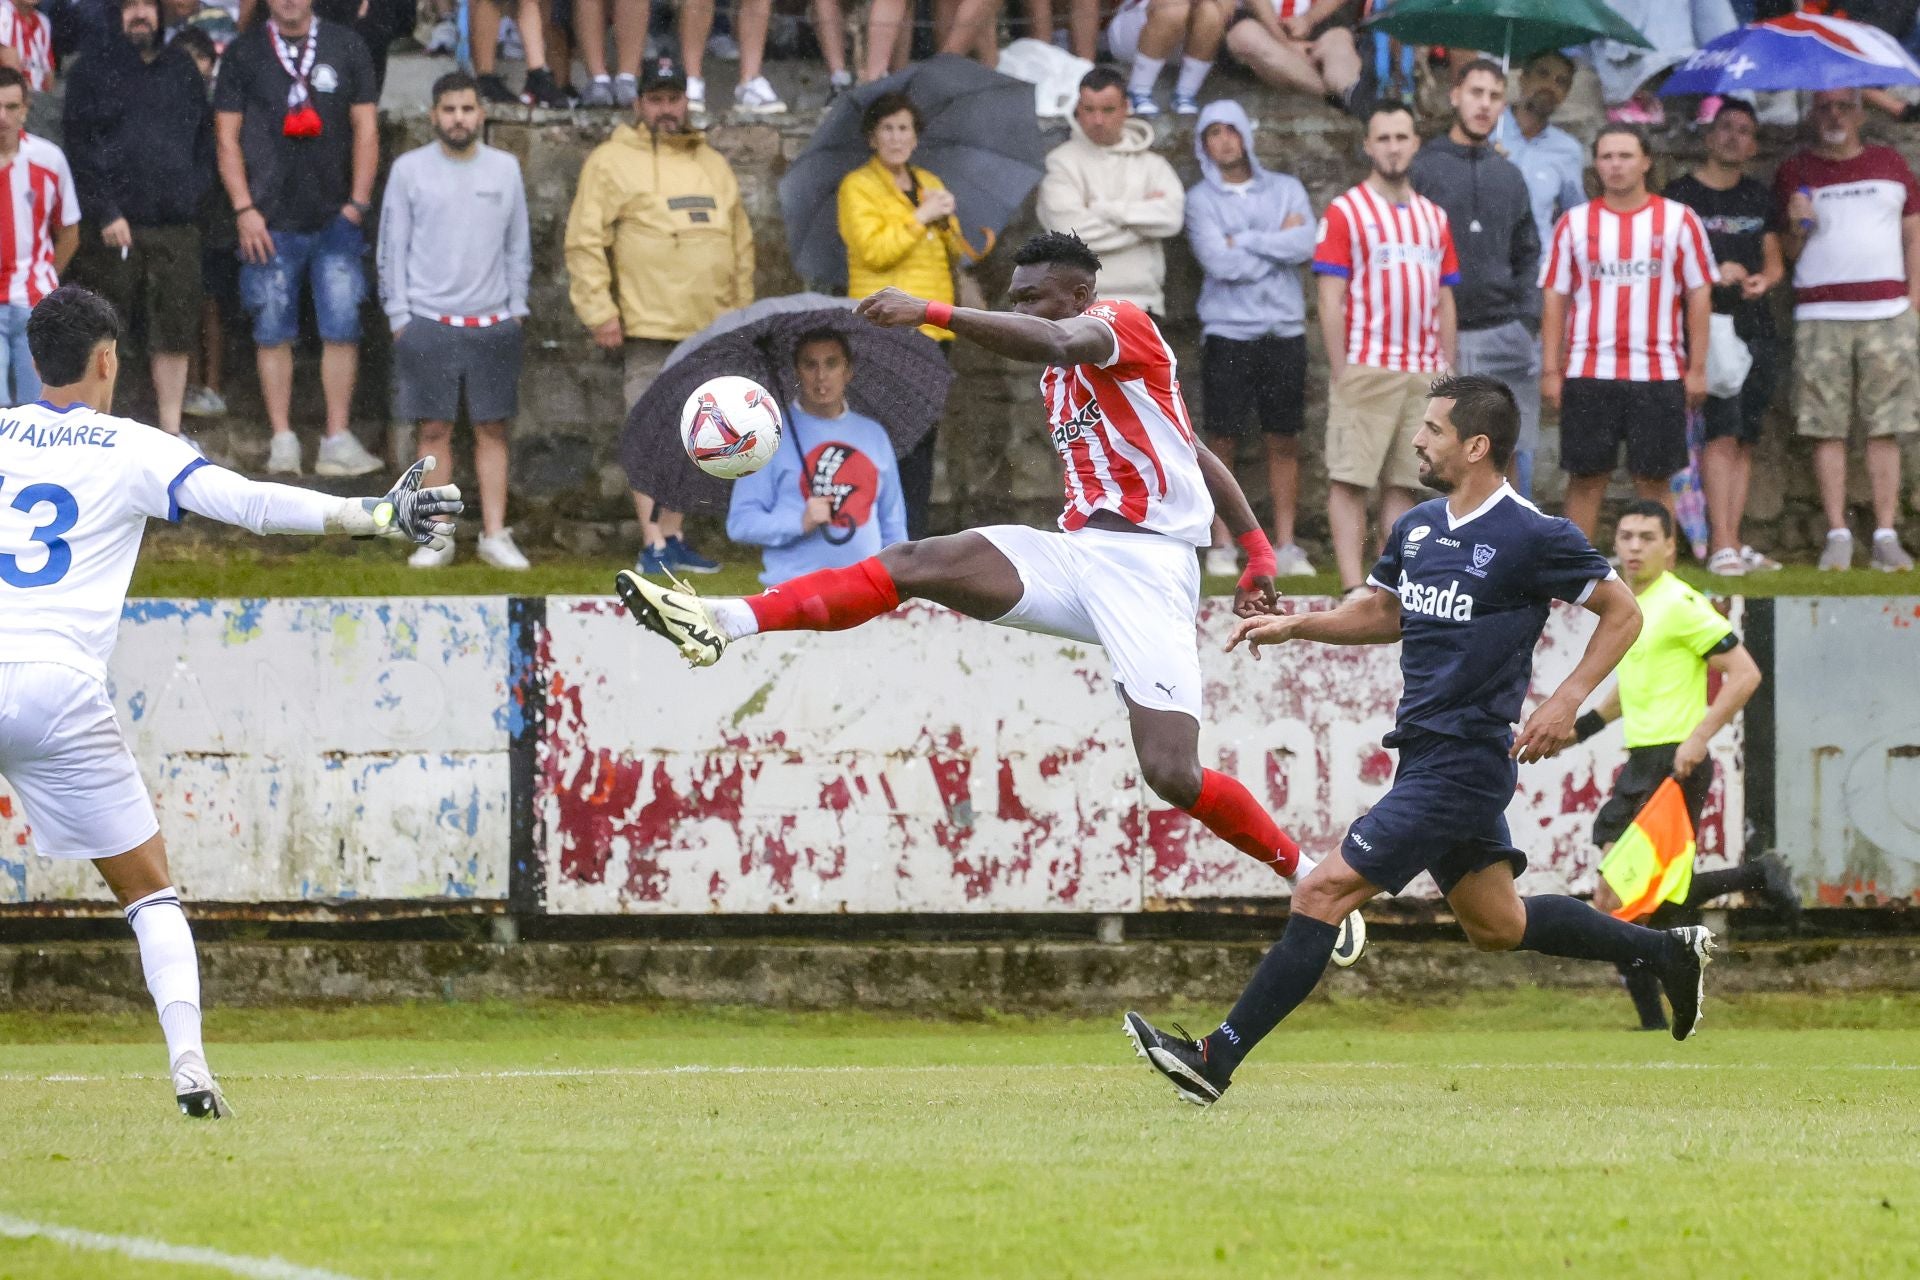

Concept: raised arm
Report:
left=854, top=286, right=1114, bottom=366
left=176, top=458, right=461, bottom=548
left=1513, top=576, right=1642, bottom=763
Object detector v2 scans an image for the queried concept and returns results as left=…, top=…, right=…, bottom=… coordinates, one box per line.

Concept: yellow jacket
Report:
left=838, top=156, right=965, bottom=339
left=565, top=124, right=755, bottom=341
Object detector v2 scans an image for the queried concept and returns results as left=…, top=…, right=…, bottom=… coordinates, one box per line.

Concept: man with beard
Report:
left=1412, top=58, right=1541, bottom=497
left=1314, top=100, right=1458, bottom=596
left=63, top=0, right=212, bottom=441
left=1491, top=50, right=1588, bottom=255
left=377, top=71, right=531, bottom=570
left=1123, top=375, right=1719, bottom=1110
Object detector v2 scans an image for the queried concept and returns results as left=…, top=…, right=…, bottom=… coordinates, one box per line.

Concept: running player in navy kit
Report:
left=1124, top=373, right=1717, bottom=1107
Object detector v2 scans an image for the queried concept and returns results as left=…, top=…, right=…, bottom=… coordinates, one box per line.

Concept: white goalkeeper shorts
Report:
left=975, top=524, right=1204, bottom=721
left=0, top=661, right=159, bottom=860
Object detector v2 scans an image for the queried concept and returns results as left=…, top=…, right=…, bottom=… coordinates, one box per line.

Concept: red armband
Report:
left=1236, top=529, right=1277, bottom=591
left=924, top=300, right=953, bottom=328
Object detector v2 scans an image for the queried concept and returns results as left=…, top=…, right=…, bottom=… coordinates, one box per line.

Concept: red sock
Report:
left=1185, top=768, right=1300, bottom=878
left=745, top=558, right=901, bottom=633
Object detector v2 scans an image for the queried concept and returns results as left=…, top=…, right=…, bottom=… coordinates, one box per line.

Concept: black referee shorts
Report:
left=1592, top=743, right=1716, bottom=849
left=1559, top=377, right=1688, bottom=479
left=1202, top=333, right=1306, bottom=439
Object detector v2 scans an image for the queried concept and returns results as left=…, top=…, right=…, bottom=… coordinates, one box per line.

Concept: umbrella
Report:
left=778, top=54, right=1048, bottom=292
left=1660, top=13, right=1920, bottom=96
left=620, top=295, right=954, bottom=516
left=1363, top=0, right=1649, bottom=67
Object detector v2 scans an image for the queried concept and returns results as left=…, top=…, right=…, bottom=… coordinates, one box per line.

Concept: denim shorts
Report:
left=238, top=215, right=367, bottom=347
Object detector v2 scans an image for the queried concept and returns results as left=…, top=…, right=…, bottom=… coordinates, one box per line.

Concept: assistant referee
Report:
left=1574, top=500, right=1797, bottom=1030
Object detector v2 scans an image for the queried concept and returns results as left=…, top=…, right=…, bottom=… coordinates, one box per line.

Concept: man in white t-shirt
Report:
left=1776, top=88, right=1920, bottom=573
left=0, top=285, right=461, bottom=1118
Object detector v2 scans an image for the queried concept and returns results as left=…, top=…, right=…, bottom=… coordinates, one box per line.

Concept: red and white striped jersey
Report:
left=1540, top=195, right=1717, bottom=382
left=1313, top=183, right=1460, bottom=373
left=1040, top=300, right=1213, bottom=547
left=0, top=134, right=77, bottom=309
left=0, top=4, right=52, bottom=92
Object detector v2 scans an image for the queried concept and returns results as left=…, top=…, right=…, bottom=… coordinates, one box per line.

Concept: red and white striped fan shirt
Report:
left=0, top=134, right=77, bottom=308
left=1041, top=300, right=1213, bottom=547
left=1540, top=195, right=1717, bottom=382
left=0, top=3, right=52, bottom=92
left=1313, top=183, right=1460, bottom=374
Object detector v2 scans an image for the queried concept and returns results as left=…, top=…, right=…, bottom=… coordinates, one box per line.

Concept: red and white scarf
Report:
left=271, top=21, right=322, bottom=135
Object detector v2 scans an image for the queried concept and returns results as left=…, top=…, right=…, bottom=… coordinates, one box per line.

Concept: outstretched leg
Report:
left=1125, top=693, right=1298, bottom=878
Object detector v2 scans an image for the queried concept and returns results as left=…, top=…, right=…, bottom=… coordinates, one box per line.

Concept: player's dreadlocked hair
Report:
left=27, top=286, right=121, bottom=387
left=1012, top=230, right=1103, bottom=276
left=1426, top=373, right=1520, bottom=467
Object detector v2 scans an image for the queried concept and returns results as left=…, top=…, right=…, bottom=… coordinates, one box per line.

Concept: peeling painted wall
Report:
left=0, top=599, right=514, bottom=904
left=1775, top=598, right=1920, bottom=905
left=538, top=596, right=1743, bottom=912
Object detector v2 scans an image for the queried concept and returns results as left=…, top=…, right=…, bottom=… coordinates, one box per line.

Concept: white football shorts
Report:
left=1106, top=0, right=1170, bottom=63
left=0, top=661, right=159, bottom=860
left=975, top=524, right=1204, bottom=720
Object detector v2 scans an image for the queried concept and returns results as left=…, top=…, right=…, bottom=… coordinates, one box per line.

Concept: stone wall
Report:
left=220, top=86, right=1920, bottom=555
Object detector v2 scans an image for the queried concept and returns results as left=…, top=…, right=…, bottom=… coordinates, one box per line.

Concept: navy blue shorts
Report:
left=1340, top=728, right=1527, bottom=896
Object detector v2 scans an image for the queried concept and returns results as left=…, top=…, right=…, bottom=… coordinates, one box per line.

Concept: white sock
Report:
left=1128, top=54, right=1165, bottom=97
left=1829, top=528, right=1853, bottom=540
left=124, top=887, right=203, bottom=1069
left=1176, top=56, right=1212, bottom=98
left=708, top=597, right=760, bottom=641
left=1874, top=527, right=1899, bottom=542
left=592, top=73, right=611, bottom=85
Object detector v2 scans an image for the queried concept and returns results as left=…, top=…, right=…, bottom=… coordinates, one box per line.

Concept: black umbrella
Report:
left=620, top=295, right=954, bottom=516
left=778, top=55, right=1049, bottom=292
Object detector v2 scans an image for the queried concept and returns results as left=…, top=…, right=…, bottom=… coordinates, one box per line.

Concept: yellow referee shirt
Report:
left=1616, top=572, right=1735, bottom=748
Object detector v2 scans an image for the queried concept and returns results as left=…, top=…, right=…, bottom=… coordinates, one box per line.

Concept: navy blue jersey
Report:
left=1367, top=485, right=1613, bottom=742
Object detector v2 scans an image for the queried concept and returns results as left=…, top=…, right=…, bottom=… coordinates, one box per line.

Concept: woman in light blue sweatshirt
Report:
left=726, top=329, right=907, bottom=586
left=1184, top=99, right=1319, bottom=578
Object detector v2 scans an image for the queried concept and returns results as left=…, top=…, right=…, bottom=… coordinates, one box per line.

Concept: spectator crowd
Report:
left=6, top=0, right=1920, bottom=581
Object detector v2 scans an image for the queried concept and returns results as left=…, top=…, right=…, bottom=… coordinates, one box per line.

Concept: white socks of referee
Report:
left=124, top=887, right=205, bottom=1071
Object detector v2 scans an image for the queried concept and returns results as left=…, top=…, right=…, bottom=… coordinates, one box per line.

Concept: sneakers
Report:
left=734, top=76, right=788, bottom=115
left=266, top=431, right=302, bottom=475
left=1122, top=1012, right=1230, bottom=1107
left=1819, top=530, right=1855, bottom=572
left=1707, top=547, right=1746, bottom=577
left=171, top=1050, right=231, bottom=1119
left=477, top=528, right=531, bottom=570
left=522, top=67, right=570, bottom=108
left=1203, top=545, right=1238, bottom=578
left=409, top=539, right=456, bottom=569
left=664, top=535, right=721, bottom=574
left=687, top=76, right=708, bottom=122
left=707, top=32, right=741, bottom=60
left=1127, top=89, right=1160, bottom=118
left=315, top=432, right=384, bottom=477
left=1871, top=533, right=1915, bottom=572
left=614, top=72, right=639, bottom=108
left=1740, top=545, right=1783, bottom=573
left=1172, top=92, right=1200, bottom=116
left=827, top=69, right=854, bottom=102
left=1655, top=925, right=1716, bottom=1042
left=613, top=568, right=728, bottom=666
left=182, top=386, right=227, bottom=418
left=1273, top=542, right=1316, bottom=577
left=581, top=76, right=616, bottom=108
left=1752, top=852, right=1802, bottom=923
left=638, top=543, right=672, bottom=576
left=425, top=16, right=458, bottom=55
left=476, top=72, right=518, bottom=105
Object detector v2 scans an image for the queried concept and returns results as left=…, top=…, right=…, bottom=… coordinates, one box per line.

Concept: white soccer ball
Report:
left=681, top=375, right=783, bottom=480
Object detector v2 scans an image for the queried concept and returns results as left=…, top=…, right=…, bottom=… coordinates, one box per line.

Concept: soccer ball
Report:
left=681, top=375, right=782, bottom=480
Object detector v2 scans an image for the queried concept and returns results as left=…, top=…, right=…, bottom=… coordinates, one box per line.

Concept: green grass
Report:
left=124, top=541, right=1920, bottom=600
left=4, top=994, right=1919, bottom=1278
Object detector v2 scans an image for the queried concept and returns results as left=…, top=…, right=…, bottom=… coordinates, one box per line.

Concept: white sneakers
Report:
left=1204, top=542, right=1318, bottom=579
left=266, top=431, right=302, bottom=475
left=734, top=76, right=787, bottom=115
left=1203, top=546, right=1238, bottom=578
left=409, top=528, right=531, bottom=570
left=314, top=432, right=384, bottom=477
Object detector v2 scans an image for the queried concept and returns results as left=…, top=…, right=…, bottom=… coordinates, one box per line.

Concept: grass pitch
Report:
left=3, top=993, right=1919, bottom=1279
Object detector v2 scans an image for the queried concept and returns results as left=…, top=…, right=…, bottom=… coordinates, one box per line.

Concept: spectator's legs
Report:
left=320, top=344, right=358, bottom=440
left=680, top=0, right=713, bottom=82
left=1702, top=436, right=1748, bottom=556
left=1265, top=434, right=1299, bottom=550
left=416, top=419, right=456, bottom=487
left=472, top=0, right=503, bottom=73
left=1867, top=435, right=1903, bottom=532
left=1310, top=28, right=1360, bottom=97
left=811, top=0, right=849, bottom=78
left=1813, top=438, right=1849, bottom=533
left=199, top=298, right=224, bottom=397
left=475, top=421, right=511, bottom=537
left=1378, top=485, right=1416, bottom=559
left=1025, top=0, right=1050, bottom=41
left=937, top=0, right=1002, bottom=62
left=1068, top=0, right=1099, bottom=59
left=862, top=0, right=910, bottom=79
left=1225, top=20, right=1326, bottom=95
left=0, top=304, right=24, bottom=404
left=517, top=0, right=551, bottom=70
left=1327, top=480, right=1372, bottom=590
left=612, top=0, right=646, bottom=76
left=1186, top=0, right=1227, bottom=62
left=897, top=431, right=939, bottom=540
left=735, top=0, right=773, bottom=83
left=1630, top=475, right=1674, bottom=513
left=1562, top=473, right=1609, bottom=540
left=258, top=345, right=295, bottom=436
left=152, top=354, right=190, bottom=436
left=576, top=0, right=610, bottom=79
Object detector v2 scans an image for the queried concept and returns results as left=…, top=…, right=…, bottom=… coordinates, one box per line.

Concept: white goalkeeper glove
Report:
left=327, top=456, right=464, bottom=551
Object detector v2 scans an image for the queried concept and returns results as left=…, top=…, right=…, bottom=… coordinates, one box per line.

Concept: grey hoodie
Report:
left=1183, top=101, right=1316, bottom=341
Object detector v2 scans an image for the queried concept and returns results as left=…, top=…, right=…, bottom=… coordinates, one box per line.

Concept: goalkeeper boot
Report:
left=1123, top=1012, right=1230, bottom=1108
left=614, top=570, right=727, bottom=667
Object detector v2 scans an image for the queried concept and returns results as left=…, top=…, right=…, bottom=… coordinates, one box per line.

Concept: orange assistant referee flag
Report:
left=1598, top=777, right=1697, bottom=922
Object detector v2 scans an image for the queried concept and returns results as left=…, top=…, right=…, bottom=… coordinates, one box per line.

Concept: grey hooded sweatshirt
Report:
left=1183, top=100, right=1316, bottom=341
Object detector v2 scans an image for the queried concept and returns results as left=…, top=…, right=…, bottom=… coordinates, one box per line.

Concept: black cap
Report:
left=638, top=55, right=687, bottom=93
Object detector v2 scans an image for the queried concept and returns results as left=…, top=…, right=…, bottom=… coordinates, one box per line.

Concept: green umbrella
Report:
left=1364, top=0, right=1650, bottom=68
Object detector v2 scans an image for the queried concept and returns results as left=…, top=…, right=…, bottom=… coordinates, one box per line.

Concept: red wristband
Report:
left=924, top=300, right=954, bottom=328
left=1236, top=529, right=1278, bottom=590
